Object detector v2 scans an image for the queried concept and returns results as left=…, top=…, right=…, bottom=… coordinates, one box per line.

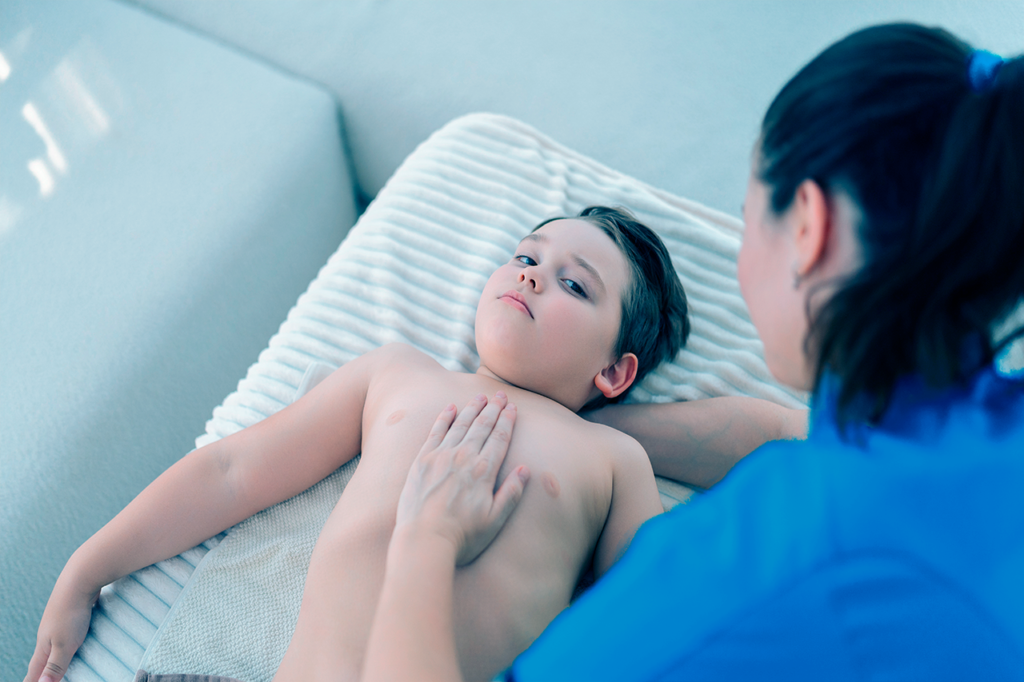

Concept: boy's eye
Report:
left=563, top=278, right=588, bottom=298
left=515, top=254, right=537, bottom=266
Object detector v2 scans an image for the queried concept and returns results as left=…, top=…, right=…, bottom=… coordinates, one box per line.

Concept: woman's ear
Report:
left=594, top=353, right=639, bottom=399
left=792, top=179, right=830, bottom=278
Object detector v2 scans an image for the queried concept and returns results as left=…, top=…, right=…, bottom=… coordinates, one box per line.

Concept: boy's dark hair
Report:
left=534, top=206, right=690, bottom=408
left=759, top=23, right=1024, bottom=431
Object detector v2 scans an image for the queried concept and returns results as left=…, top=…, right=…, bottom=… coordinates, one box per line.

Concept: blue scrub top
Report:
left=510, top=366, right=1024, bottom=681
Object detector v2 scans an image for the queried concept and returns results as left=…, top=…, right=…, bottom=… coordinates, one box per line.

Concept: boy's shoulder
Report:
left=589, top=419, right=645, bottom=455
left=341, top=343, right=447, bottom=398
left=363, top=342, right=443, bottom=371
left=577, top=420, right=655, bottom=496
left=553, top=412, right=648, bottom=467
left=603, top=425, right=651, bottom=473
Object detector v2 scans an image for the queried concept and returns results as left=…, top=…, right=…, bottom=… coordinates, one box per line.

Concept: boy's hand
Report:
left=25, top=580, right=98, bottom=682
left=396, top=392, right=530, bottom=566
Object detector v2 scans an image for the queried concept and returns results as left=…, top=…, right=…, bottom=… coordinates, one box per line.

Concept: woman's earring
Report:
left=792, top=270, right=803, bottom=290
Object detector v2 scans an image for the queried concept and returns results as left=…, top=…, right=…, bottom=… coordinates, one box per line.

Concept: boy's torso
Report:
left=277, top=346, right=631, bottom=682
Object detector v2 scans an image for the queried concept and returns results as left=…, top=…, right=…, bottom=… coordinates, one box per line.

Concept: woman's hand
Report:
left=25, top=576, right=99, bottom=682
left=396, top=392, right=530, bottom=566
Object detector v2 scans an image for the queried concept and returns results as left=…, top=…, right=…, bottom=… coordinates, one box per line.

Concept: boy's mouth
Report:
left=500, top=291, right=533, bottom=318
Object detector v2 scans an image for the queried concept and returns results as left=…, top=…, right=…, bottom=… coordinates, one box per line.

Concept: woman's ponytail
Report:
left=910, top=53, right=1024, bottom=372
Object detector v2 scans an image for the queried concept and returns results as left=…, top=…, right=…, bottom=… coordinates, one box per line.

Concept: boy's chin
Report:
left=475, top=327, right=521, bottom=370
left=475, top=354, right=530, bottom=390
left=475, top=330, right=587, bottom=408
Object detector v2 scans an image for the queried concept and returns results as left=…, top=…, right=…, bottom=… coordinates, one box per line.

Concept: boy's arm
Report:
left=592, top=436, right=663, bottom=578
left=585, top=397, right=808, bottom=489
left=26, top=347, right=382, bottom=682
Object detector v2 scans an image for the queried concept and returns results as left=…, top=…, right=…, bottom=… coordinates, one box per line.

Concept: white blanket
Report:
left=67, top=112, right=806, bottom=682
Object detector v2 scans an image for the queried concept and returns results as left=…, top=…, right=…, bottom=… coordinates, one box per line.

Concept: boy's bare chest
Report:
left=357, top=370, right=608, bottom=509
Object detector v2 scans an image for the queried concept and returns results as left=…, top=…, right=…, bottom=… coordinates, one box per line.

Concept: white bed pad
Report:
left=66, top=112, right=806, bottom=682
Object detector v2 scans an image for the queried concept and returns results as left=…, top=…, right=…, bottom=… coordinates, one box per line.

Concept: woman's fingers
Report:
left=422, top=403, right=458, bottom=453
left=473, top=401, right=515, bottom=481
left=440, top=392, right=508, bottom=453
left=459, top=392, right=508, bottom=453
left=439, top=393, right=490, bottom=448
left=490, top=464, right=530, bottom=527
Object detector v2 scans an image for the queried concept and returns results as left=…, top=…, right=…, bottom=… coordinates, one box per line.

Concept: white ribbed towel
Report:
left=69, top=112, right=806, bottom=682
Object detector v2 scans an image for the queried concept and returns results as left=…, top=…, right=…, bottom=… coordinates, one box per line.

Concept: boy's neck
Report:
left=474, top=364, right=592, bottom=413
left=474, top=364, right=525, bottom=395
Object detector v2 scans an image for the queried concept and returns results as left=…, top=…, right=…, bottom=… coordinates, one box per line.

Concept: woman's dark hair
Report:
left=534, top=206, right=690, bottom=408
left=758, top=23, right=1024, bottom=430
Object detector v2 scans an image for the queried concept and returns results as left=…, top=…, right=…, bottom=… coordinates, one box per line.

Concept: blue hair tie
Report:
left=967, top=49, right=1004, bottom=92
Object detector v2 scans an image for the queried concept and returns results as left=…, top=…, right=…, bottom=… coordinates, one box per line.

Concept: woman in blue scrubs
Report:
left=364, top=23, right=1024, bottom=681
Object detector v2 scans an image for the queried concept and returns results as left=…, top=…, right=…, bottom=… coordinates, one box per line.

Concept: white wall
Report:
left=125, top=0, right=1024, bottom=214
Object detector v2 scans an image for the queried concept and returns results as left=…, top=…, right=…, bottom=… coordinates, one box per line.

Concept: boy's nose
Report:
left=518, top=269, right=542, bottom=291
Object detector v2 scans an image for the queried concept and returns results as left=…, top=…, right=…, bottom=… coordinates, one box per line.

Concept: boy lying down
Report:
left=28, top=207, right=804, bottom=682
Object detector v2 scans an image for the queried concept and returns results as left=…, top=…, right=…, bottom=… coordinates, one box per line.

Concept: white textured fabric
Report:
left=71, top=112, right=806, bottom=682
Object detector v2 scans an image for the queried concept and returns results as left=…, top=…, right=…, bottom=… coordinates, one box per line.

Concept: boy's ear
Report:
left=594, top=353, right=639, bottom=400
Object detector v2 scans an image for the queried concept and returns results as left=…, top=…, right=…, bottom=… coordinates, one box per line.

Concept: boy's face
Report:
left=475, top=219, right=631, bottom=411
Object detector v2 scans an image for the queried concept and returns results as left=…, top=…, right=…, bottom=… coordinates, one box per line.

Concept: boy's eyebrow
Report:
left=572, top=256, right=606, bottom=295
left=521, top=233, right=606, bottom=295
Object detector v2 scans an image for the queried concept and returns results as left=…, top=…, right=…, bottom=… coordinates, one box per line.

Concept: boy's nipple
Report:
left=542, top=471, right=561, bottom=499
left=386, top=409, right=405, bottom=426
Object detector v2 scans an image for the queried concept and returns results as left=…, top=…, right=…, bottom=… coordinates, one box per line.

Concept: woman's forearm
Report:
left=363, top=524, right=463, bottom=682
left=587, top=397, right=808, bottom=489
